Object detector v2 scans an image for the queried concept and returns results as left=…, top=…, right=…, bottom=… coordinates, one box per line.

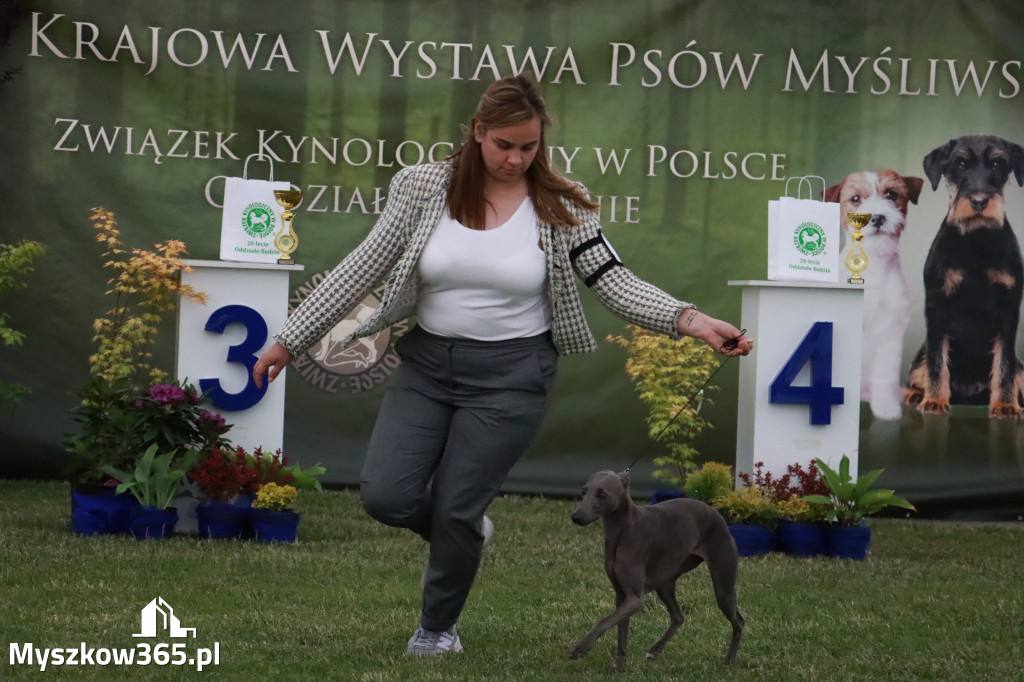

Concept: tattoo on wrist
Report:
left=683, top=311, right=698, bottom=328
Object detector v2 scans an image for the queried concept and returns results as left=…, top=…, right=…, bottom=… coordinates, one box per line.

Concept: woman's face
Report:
left=474, top=116, right=543, bottom=187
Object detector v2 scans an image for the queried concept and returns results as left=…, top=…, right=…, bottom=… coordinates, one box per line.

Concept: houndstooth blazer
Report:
left=274, top=161, right=694, bottom=357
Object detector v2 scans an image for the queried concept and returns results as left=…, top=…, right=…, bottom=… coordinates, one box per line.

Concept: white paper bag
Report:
left=219, top=154, right=292, bottom=263
left=767, top=176, right=840, bottom=282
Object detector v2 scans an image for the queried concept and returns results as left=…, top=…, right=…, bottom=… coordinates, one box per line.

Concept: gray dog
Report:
left=568, top=470, right=744, bottom=670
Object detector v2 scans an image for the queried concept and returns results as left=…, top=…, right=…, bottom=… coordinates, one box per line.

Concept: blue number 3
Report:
left=200, top=305, right=269, bottom=411
left=769, top=321, right=844, bottom=425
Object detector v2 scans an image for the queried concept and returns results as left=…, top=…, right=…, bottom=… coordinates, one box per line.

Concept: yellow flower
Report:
left=253, top=483, right=298, bottom=511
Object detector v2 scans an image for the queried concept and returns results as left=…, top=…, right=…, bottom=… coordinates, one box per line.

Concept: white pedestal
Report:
left=176, top=259, right=303, bottom=453
left=729, top=280, right=864, bottom=481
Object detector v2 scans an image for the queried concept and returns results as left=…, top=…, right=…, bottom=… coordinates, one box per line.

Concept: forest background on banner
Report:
left=1, top=1, right=1021, bottom=517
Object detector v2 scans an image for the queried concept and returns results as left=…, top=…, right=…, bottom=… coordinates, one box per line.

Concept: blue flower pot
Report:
left=129, top=506, right=178, bottom=540
left=728, top=524, right=776, bottom=556
left=70, top=484, right=138, bottom=536
left=825, top=522, right=872, bottom=560
left=650, top=489, right=686, bottom=504
left=196, top=499, right=249, bottom=540
left=251, top=509, right=300, bottom=544
left=777, top=521, right=826, bottom=557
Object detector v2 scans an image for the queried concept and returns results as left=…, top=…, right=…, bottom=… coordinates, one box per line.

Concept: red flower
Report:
left=189, top=446, right=296, bottom=500
left=188, top=448, right=251, bottom=502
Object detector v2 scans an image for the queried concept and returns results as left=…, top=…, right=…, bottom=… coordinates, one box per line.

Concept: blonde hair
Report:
left=447, top=75, right=598, bottom=230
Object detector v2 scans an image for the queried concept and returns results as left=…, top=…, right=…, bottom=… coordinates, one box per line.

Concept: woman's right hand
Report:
left=253, top=342, right=294, bottom=389
left=677, top=309, right=753, bottom=357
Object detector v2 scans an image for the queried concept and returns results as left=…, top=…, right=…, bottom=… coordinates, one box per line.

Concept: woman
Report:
left=253, top=75, right=752, bottom=656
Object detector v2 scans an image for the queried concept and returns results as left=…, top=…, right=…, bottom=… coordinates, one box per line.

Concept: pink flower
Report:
left=148, top=384, right=187, bottom=405
left=197, top=411, right=227, bottom=434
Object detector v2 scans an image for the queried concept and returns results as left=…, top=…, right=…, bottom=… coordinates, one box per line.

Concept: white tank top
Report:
left=416, top=196, right=552, bottom=340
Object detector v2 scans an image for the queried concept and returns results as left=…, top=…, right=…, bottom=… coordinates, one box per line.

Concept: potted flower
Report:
left=713, top=486, right=780, bottom=556
left=66, top=378, right=232, bottom=535
left=802, top=455, right=916, bottom=559
left=684, top=461, right=782, bottom=556
left=776, top=495, right=827, bottom=557
left=188, top=447, right=256, bottom=539
left=773, top=460, right=830, bottom=557
left=63, top=208, right=219, bottom=535
left=250, top=482, right=300, bottom=543
left=101, top=444, right=197, bottom=540
left=189, top=446, right=325, bottom=540
left=234, top=446, right=326, bottom=497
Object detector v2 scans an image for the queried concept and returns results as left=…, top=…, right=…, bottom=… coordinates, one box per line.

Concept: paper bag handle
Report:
left=243, top=153, right=275, bottom=182
left=784, top=175, right=826, bottom=201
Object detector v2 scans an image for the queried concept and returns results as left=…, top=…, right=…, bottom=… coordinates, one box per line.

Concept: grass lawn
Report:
left=1, top=479, right=1022, bottom=681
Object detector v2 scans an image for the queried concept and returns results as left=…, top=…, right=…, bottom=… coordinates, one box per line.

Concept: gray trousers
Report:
left=359, top=326, right=558, bottom=632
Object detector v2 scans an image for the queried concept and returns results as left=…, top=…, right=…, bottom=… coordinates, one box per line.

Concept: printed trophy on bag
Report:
left=273, top=189, right=303, bottom=265
left=844, top=212, right=871, bottom=284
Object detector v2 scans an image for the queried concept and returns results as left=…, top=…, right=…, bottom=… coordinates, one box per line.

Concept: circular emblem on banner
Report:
left=290, top=275, right=408, bottom=395
left=242, top=203, right=277, bottom=238
left=793, top=222, right=826, bottom=257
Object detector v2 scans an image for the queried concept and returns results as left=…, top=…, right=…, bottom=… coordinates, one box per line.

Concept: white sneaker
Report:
left=481, top=514, right=494, bottom=546
left=406, top=626, right=463, bottom=656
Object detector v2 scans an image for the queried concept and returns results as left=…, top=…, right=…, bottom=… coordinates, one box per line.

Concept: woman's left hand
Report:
left=677, top=309, right=753, bottom=356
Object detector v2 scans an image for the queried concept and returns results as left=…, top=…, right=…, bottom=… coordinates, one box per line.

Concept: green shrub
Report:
left=0, top=239, right=45, bottom=413
left=713, top=486, right=780, bottom=528
left=683, top=461, right=734, bottom=504
left=606, top=324, right=720, bottom=489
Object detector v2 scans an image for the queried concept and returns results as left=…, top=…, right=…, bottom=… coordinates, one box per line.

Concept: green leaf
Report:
left=853, top=468, right=884, bottom=498
left=815, top=458, right=842, bottom=491
left=809, top=455, right=915, bottom=524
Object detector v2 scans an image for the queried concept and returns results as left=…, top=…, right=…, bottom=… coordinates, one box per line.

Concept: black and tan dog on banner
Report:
left=904, top=134, right=1024, bottom=419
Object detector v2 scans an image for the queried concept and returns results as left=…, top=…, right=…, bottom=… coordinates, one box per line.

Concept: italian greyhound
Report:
left=569, top=470, right=744, bottom=670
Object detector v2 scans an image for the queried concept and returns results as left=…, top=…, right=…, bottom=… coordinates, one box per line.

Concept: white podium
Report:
left=176, top=259, right=303, bottom=453
left=728, top=280, right=864, bottom=481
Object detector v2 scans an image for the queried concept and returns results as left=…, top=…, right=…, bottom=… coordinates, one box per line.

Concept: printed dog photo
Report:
left=903, top=134, right=1024, bottom=419
left=825, top=170, right=923, bottom=420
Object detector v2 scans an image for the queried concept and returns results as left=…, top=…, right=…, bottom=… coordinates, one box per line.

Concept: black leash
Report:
left=623, top=330, right=745, bottom=474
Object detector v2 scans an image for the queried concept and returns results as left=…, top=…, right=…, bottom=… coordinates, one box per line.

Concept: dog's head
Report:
left=923, top=135, right=1024, bottom=231
left=825, top=170, right=923, bottom=245
left=570, top=470, right=630, bottom=526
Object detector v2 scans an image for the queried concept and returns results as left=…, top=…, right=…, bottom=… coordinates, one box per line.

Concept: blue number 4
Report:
left=769, top=321, right=844, bottom=425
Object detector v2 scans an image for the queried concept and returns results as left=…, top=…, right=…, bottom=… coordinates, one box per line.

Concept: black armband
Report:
left=568, top=230, right=623, bottom=288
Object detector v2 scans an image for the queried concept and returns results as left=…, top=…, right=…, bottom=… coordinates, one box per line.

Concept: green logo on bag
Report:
left=242, top=203, right=277, bottom=238
left=793, top=222, right=826, bottom=257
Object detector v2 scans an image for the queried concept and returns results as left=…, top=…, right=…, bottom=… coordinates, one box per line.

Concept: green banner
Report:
left=1, top=1, right=1022, bottom=516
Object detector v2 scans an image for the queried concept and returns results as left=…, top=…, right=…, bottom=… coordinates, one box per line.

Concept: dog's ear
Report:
left=618, top=470, right=631, bottom=493
left=923, top=140, right=956, bottom=191
left=1009, top=141, right=1024, bottom=187
left=823, top=181, right=843, bottom=204
left=903, top=176, right=925, bottom=205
